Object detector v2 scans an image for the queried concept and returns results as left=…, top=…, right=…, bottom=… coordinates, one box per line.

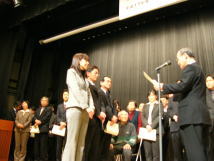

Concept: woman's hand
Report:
left=86, top=108, right=94, bottom=119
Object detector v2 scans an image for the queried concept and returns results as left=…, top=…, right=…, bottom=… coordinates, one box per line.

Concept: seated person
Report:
left=110, top=110, right=137, bottom=161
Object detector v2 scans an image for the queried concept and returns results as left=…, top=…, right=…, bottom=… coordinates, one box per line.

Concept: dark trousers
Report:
left=208, top=119, right=214, bottom=161
left=180, top=124, right=208, bottom=161
left=48, top=135, right=56, bottom=161
left=34, top=133, right=48, bottom=161
left=56, top=136, right=64, bottom=161
left=143, top=137, right=159, bottom=161
left=26, top=137, right=34, bottom=161
left=109, top=147, right=132, bottom=161
left=9, top=132, right=15, bottom=161
left=83, top=117, right=102, bottom=161
left=100, top=132, right=112, bottom=161
left=170, top=131, right=183, bottom=161
left=163, top=129, right=170, bottom=161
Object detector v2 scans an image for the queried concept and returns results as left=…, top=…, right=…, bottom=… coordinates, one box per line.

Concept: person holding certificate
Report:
left=142, top=89, right=163, bottom=161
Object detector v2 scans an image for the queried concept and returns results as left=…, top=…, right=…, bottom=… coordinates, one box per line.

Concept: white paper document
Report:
left=30, top=126, right=40, bottom=134
left=138, top=127, right=156, bottom=141
left=104, top=121, right=119, bottom=136
left=51, top=125, right=66, bottom=137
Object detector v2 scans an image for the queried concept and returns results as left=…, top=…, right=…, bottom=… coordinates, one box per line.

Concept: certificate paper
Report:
left=30, top=126, right=40, bottom=134
left=104, top=121, right=119, bottom=136
left=51, top=125, right=66, bottom=137
left=138, top=127, right=156, bottom=141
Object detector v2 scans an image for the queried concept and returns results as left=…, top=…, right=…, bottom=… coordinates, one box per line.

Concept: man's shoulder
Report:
left=98, top=88, right=105, bottom=95
left=185, top=62, right=201, bottom=72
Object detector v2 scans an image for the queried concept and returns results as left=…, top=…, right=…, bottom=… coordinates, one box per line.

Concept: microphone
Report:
left=155, top=60, right=172, bottom=71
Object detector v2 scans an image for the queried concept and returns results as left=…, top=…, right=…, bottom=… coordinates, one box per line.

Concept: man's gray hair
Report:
left=118, top=110, right=128, bottom=117
left=177, top=48, right=195, bottom=58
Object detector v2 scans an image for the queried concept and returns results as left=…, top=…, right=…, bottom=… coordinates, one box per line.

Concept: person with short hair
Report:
left=14, top=100, right=33, bottom=161
left=127, top=100, right=142, bottom=134
left=83, top=65, right=105, bottom=161
left=56, top=89, right=69, bottom=161
left=153, top=48, right=211, bottom=161
left=33, top=96, right=52, bottom=161
left=110, top=110, right=137, bottom=161
left=99, top=76, right=118, bottom=161
left=142, top=89, right=163, bottom=161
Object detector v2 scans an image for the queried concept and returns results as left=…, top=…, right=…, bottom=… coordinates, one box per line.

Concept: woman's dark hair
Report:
left=147, top=89, right=157, bottom=97
left=128, top=100, right=138, bottom=108
left=113, top=99, right=121, bottom=112
left=21, top=100, right=30, bottom=108
left=70, top=53, right=89, bottom=77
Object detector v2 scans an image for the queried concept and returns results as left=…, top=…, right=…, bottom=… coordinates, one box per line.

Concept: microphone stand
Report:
left=156, top=69, right=163, bottom=161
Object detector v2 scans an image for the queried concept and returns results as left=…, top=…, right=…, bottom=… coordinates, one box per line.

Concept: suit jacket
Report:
left=163, top=62, right=210, bottom=126
left=168, top=98, right=180, bottom=132
left=162, top=109, right=170, bottom=132
left=98, top=89, right=117, bottom=122
left=32, top=106, right=52, bottom=133
left=142, top=102, right=163, bottom=135
left=8, top=108, right=16, bottom=121
left=15, top=110, right=33, bottom=132
left=206, top=89, right=214, bottom=119
left=88, top=83, right=103, bottom=117
left=56, top=103, right=66, bottom=124
left=66, top=68, right=94, bottom=111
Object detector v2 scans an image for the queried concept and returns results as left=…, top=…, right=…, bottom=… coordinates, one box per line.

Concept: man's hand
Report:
left=35, top=119, right=41, bottom=125
left=123, top=144, right=131, bottom=150
left=146, top=125, right=153, bottom=132
left=98, top=112, right=106, bottom=121
left=152, top=80, right=164, bottom=91
left=60, top=122, right=66, bottom=130
left=173, top=115, right=178, bottom=122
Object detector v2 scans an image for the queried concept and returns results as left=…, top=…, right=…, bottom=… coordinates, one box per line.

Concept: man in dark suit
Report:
left=206, top=75, right=214, bottom=161
left=168, top=94, right=183, bottom=161
left=83, top=66, right=106, bottom=161
left=99, top=76, right=118, bottom=161
left=33, top=96, right=52, bottom=161
left=7, top=101, right=21, bottom=161
left=56, top=90, right=68, bottom=161
left=153, top=48, right=210, bottom=161
left=160, top=96, right=170, bottom=161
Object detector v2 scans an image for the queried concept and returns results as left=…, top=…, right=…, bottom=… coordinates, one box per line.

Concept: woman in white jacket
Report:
left=62, top=53, right=95, bottom=161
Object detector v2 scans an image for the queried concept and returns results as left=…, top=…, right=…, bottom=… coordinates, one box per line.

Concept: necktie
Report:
left=40, top=107, right=44, bottom=115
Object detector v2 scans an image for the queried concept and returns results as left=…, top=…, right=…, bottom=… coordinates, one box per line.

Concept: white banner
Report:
left=119, top=0, right=187, bottom=20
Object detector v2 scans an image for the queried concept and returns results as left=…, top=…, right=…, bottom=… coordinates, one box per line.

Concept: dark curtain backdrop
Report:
left=23, top=44, right=72, bottom=108
left=1, top=7, right=214, bottom=117
left=16, top=38, right=35, bottom=101
left=87, top=9, right=214, bottom=108
left=0, top=29, right=18, bottom=119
